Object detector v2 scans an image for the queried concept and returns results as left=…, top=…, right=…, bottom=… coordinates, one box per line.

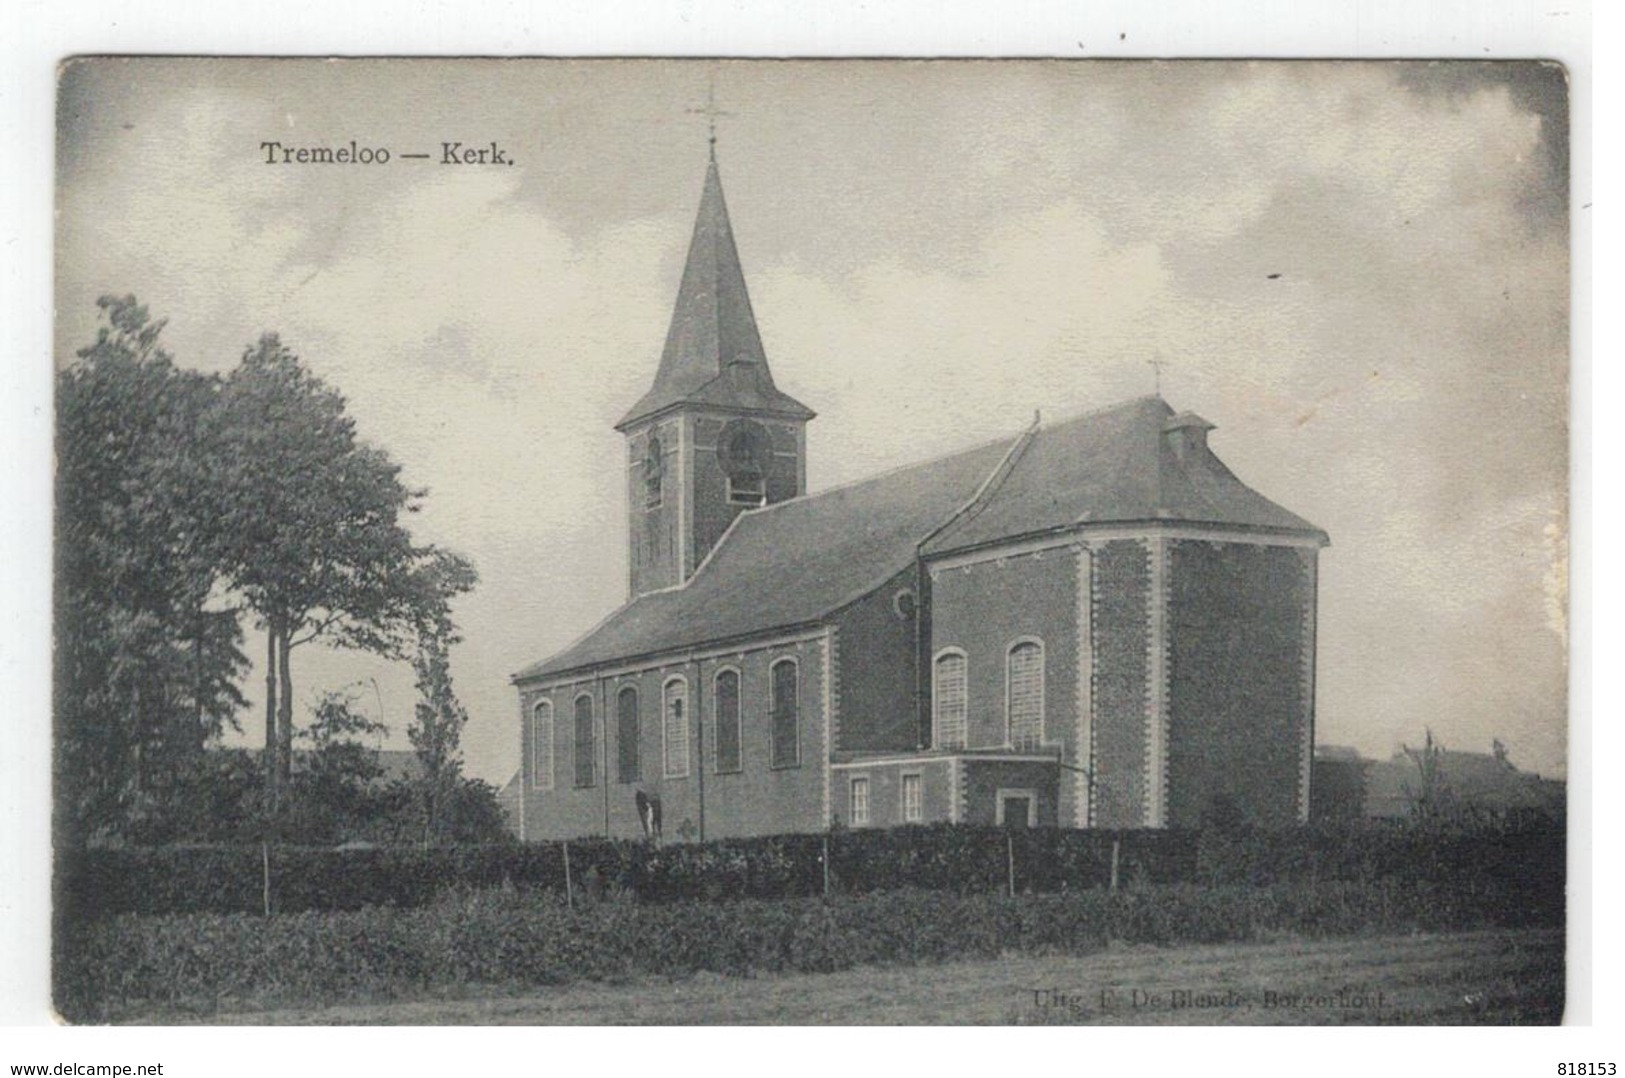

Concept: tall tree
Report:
left=212, top=334, right=475, bottom=815
left=408, top=615, right=470, bottom=844
left=56, top=296, right=248, bottom=845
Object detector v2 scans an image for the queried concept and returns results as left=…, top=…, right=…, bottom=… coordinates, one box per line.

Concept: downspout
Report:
left=601, top=673, right=611, bottom=837
left=518, top=700, right=528, bottom=843
left=695, top=658, right=706, bottom=843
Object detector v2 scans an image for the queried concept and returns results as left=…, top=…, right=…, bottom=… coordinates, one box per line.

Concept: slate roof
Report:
left=921, top=396, right=1325, bottom=555
left=517, top=395, right=1326, bottom=682
left=616, top=154, right=814, bottom=430
left=1362, top=750, right=1566, bottom=818
left=517, top=434, right=1017, bottom=680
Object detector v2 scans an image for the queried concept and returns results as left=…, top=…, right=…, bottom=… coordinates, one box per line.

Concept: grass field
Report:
left=142, top=927, right=1562, bottom=1025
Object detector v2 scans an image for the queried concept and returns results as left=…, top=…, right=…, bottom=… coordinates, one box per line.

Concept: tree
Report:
left=211, top=334, right=476, bottom=816
left=282, top=690, right=390, bottom=844
left=408, top=617, right=470, bottom=844
left=55, top=296, right=249, bottom=845
left=1401, top=728, right=1456, bottom=822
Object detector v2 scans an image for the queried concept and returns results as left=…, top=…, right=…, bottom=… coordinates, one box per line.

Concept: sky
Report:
left=54, top=58, right=1570, bottom=784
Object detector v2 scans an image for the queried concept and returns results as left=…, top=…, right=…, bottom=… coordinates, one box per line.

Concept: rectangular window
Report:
left=714, top=669, right=742, bottom=773
left=770, top=660, right=799, bottom=768
left=663, top=679, right=690, bottom=778
left=902, top=773, right=922, bottom=822
left=616, top=687, right=640, bottom=783
left=573, top=695, right=595, bottom=788
left=850, top=777, right=870, bottom=826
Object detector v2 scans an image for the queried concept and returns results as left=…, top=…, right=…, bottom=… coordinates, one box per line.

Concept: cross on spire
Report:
left=687, top=74, right=733, bottom=155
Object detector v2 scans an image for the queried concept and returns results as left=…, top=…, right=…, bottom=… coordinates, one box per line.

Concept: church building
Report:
left=512, top=151, right=1328, bottom=841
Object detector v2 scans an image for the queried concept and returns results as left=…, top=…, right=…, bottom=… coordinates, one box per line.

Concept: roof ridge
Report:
left=916, top=412, right=1041, bottom=551
left=726, top=426, right=1023, bottom=522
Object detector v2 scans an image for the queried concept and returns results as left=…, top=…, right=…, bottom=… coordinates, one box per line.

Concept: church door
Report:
left=998, top=791, right=1034, bottom=828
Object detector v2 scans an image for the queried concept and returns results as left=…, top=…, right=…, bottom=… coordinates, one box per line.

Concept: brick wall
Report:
left=832, top=758, right=953, bottom=828
left=626, top=417, right=683, bottom=597
left=1091, top=540, right=1151, bottom=828
left=1165, top=540, right=1313, bottom=827
left=690, top=413, right=804, bottom=573
left=961, top=759, right=1060, bottom=826
left=832, top=569, right=919, bottom=753
left=928, top=550, right=1077, bottom=751
left=516, top=632, right=829, bottom=841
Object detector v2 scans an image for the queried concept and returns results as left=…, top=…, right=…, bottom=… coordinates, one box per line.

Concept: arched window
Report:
left=531, top=699, right=554, bottom=791
left=933, top=650, right=968, bottom=750
left=663, top=677, right=690, bottom=778
left=1006, top=639, right=1045, bottom=750
left=616, top=686, right=640, bottom=783
left=573, top=693, right=596, bottom=788
left=770, top=659, right=800, bottom=768
left=644, top=434, right=664, bottom=509
left=714, top=668, right=742, bottom=774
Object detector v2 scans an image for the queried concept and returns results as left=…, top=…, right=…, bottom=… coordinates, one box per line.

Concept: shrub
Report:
left=56, top=872, right=1563, bottom=1022
left=57, top=819, right=1566, bottom=919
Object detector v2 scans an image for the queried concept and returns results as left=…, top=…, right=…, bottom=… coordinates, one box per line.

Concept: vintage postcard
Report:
left=52, top=57, right=1569, bottom=1025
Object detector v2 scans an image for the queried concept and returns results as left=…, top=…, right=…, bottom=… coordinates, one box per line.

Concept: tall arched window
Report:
left=573, top=693, right=596, bottom=788
left=770, top=659, right=800, bottom=768
left=531, top=699, right=554, bottom=791
left=933, top=650, right=968, bottom=749
left=714, top=668, right=742, bottom=774
left=616, top=686, right=640, bottom=783
left=663, top=677, right=690, bottom=778
left=1007, top=639, right=1045, bottom=750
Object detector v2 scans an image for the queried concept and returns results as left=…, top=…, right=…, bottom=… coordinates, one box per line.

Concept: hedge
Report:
left=55, top=876, right=1564, bottom=1022
left=57, top=820, right=1565, bottom=919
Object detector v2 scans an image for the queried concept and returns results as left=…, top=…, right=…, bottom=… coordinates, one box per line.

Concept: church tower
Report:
left=617, top=151, right=815, bottom=598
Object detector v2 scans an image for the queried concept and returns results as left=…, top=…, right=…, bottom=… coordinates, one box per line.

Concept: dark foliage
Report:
left=55, top=296, right=251, bottom=847
left=56, top=875, right=1563, bottom=1021
left=59, top=820, right=1564, bottom=922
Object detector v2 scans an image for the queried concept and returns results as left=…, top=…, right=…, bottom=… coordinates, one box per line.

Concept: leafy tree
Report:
left=55, top=296, right=248, bottom=845
left=281, top=690, right=389, bottom=844
left=211, top=334, right=475, bottom=813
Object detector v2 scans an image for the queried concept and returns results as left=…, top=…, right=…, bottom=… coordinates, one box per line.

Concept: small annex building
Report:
left=513, top=151, right=1328, bottom=842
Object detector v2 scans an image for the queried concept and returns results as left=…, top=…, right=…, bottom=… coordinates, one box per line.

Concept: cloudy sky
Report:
left=55, top=58, right=1569, bottom=783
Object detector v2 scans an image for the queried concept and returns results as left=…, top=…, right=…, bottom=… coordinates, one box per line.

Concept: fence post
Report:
left=1006, top=831, right=1016, bottom=898
left=1109, top=837, right=1120, bottom=892
left=261, top=842, right=271, bottom=917
left=821, top=832, right=831, bottom=898
left=563, top=840, right=575, bottom=911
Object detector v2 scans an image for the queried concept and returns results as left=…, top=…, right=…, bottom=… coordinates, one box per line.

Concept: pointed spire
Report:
left=617, top=154, right=814, bottom=430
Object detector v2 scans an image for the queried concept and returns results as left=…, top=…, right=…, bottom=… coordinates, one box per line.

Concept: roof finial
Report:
left=687, top=70, right=733, bottom=158
left=1147, top=356, right=1166, bottom=397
